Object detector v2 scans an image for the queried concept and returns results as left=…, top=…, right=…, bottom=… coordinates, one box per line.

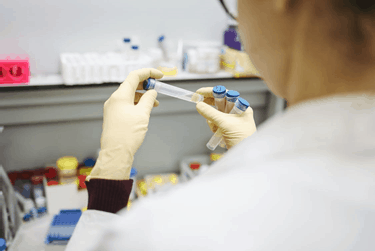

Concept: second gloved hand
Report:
left=196, top=87, right=257, bottom=150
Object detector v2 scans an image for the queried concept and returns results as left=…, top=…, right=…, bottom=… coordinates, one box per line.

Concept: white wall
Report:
left=0, top=0, right=227, bottom=74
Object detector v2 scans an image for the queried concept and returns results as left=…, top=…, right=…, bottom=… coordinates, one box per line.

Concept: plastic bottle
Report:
left=129, top=45, right=140, bottom=61
left=120, top=38, right=131, bottom=60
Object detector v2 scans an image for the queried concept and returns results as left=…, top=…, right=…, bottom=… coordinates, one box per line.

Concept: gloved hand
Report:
left=196, top=87, right=257, bottom=150
left=87, top=68, right=164, bottom=181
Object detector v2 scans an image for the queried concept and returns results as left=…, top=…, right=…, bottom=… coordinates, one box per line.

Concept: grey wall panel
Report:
left=0, top=79, right=269, bottom=125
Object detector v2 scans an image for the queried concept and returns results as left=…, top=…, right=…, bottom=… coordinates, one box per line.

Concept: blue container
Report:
left=0, top=238, right=6, bottom=251
left=45, top=209, right=82, bottom=244
left=224, top=26, right=242, bottom=51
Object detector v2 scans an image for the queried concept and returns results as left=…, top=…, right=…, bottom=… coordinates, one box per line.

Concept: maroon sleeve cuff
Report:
left=85, top=179, right=133, bottom=214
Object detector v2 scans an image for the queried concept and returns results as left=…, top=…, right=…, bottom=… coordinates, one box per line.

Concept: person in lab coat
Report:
left=67, top=0, right=375, bottom=250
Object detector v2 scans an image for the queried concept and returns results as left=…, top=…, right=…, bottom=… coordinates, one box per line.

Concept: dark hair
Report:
left=348, top=0, right=375, bottom=13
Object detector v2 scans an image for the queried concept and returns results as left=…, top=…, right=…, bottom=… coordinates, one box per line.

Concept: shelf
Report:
left=0, top=71, right=260, bottom=92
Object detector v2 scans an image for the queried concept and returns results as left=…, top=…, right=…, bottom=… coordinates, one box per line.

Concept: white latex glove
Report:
left=87, top=68, right=164, bottom=181
left=196, top=87, right=257, bottom=150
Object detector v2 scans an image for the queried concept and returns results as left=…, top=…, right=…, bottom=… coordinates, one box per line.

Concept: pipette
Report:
left=206, top=97, right=250, bottom=151
left=143, top=78, right=204, bottom=103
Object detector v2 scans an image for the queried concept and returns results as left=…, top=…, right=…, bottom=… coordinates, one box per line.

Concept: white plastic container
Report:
left=72, top=54, right=85, bottom=84
left=179, top=155, right=211, bottom=182
left=183, top=40, right=222, bottom=74
left=84, top=53, right=102, bottom=84
left=60, top=53, right=74, bottom=85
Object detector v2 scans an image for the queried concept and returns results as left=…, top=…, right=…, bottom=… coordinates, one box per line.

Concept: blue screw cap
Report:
left=38, top=207, right=47, bottom=214
left=226, top=90, right=240, bottom=98
left=143, top=78, right=156, bottom=90
left=23, top=213, right=32, bottom=222
left=123, top=38, right=131, bottom=43
left=158, top=35, right=165, bottom=42
left=213, top=85, right=226, bottom=95
left=238, top=97, right=250, bottom=109
left=131, top=45, right=139, bottom=50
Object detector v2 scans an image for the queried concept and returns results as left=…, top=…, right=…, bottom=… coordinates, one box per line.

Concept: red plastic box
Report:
left=0, top=54, right=30, bottom=85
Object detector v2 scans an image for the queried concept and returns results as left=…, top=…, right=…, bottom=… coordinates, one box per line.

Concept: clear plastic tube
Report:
left=224, top=90, right=240, bottom=113
left=213, top=85, right=226, bottom=112
left=143, top=78, right=204, bottom=103
left=206, top=98, right=249, bottom=151
left=219, top=90, right=239, bottom=148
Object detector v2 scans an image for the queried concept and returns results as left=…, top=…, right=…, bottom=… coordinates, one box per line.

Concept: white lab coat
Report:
left=66, top=94, right=375, bottom=251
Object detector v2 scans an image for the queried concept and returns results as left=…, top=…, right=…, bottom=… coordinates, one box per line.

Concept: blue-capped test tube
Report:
left=218, top=90, right=240, bottom=148
left=143, top=78, right=204, bottom=103
left=213, top=85, right=227, bottom=112
left=206, top=97, right=250, bottom=151
left=224, top=90, right=240, bottom=113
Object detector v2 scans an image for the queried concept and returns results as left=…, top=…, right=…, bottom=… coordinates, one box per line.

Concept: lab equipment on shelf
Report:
left=56, top=156, right=78, bottom=185
left=45, top=209, right=82, bottom=245
left=143, top=78, right=204, bottom=103
left=128, top=45, right=140, bottom=61
left=206, top=97, right=250, bottom=151
left=0, top=165, right=21, bottom=248
left=182, top=40, right=222, bottom=74
left=144, top=173, right=179, bottom=195
left=117, top=38, right=132, bottom=58
left=135, top=173, right=179, bottom=199
left=158, top=35, right=169, bottom=62
left=179, top=155, right=211, bottom=182
left=156, top=36, right=180, bottom=76
left=213, top=85, right=227, bottom=112
left=60, top=51, right=153, bottom=85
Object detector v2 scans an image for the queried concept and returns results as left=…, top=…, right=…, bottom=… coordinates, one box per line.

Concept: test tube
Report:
left=224, top=90, right=240, bottom=113
left=143, top=78, right=204, bottom=103
left=213, top=85, right=227, bottom=112
left=206, top=97, right=250, bottom=151
left=218, top=90, right=240, bottom=148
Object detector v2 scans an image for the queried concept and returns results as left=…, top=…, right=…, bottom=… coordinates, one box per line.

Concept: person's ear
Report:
left=274, top=0, right=296, bottom=12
